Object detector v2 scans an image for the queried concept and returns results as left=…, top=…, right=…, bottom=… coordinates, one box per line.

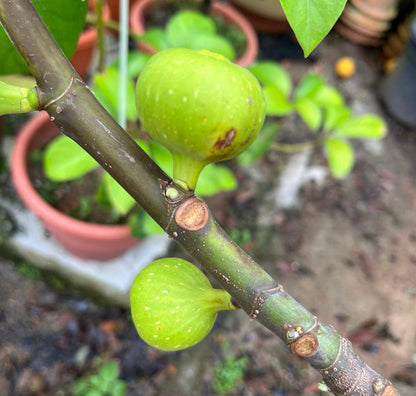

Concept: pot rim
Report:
left=129, top=0, right=258, bottom=67
left=11, top=111, right=134, bottom=240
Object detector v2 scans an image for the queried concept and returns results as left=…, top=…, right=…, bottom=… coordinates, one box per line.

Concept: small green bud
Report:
left=130, top=257, right=237, bottom=351
left=0, top=81, right=38, bottom=115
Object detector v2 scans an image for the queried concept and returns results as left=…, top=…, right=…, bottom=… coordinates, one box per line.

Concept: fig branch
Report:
left=0, top=1, right=399, bottom=395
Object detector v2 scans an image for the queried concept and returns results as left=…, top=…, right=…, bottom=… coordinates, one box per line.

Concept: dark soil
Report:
left=1, top=26, right=416, bottom=396
left=29, top=154, right=125, bottom=225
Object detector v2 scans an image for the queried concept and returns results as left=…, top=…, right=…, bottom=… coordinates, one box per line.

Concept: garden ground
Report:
left=1, top=31, right=416, bottom=395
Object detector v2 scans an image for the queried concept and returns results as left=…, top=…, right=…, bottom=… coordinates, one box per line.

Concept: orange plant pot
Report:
left=129, top=0, right=258, bottom=67
left=70, top=0, right=111, bottom=79
left=11, top=112, right=139, bottom=261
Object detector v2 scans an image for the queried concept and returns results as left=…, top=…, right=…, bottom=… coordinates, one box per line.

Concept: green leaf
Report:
left=312, top=84, right=344, bottom=108
left=333, top=115, right=387, bottom=139
left=0, top=0, right=88, bottom=75
left=295, top=97, right=322, bottom=130
left=99, top=361, right=119, bottom=382
left=102, top=172, right=136, bottom=216
left=140, top=28, right=170, bottom=52
left=44, top=135, right=98, bottom=181
left=73, top=379, right=89, bottom=396
left=323, top=105, right=351, bottom=131
left=195, top=163, right=237, bottom=196
left=166, top=10, right=216, bottom=48
left=85, top=390, right=101, bottom=396
left=113, top=380, right=128, bottom=396
left=280, top=0, right=347, bottom=56
left=129, top=209, right=164, bottom=238
left=93, top=68, right=137, bottom=122
left=263, top=84, right=293, bottom=116
left=237, top=123, right=279, bottom=166
left=88, top=375, right=101, bottom=388
left=149, top=140, right=173, bottom=176
left=188, top=34, right=235, bottom=60
left=325, top=138, right=354, bottom=178
left=294, top=73, right=324, bottom=100
left=248, top=62, right=292, bottom=97
left=109, top=51, right=151, bottom=79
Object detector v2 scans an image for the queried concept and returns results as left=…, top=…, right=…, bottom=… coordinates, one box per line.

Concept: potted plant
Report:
left=10, top=111, right=139, bottom=261
left=1, top=0, right=403, bottom=392
left=228, top=0, right=290, bottom=33
left=10, top=55, right=238, bottom=261
left=129, top=0, right=258, bottom=67
left=70, top=0, right=111, bottom=79
left=238, top=61, right=387, bottom=178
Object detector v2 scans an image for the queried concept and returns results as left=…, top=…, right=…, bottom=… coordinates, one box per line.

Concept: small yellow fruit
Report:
left=334, top=57, right=356, bottom=78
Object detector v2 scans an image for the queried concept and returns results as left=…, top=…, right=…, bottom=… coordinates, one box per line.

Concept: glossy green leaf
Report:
left=333, top=115, right=387, bottom=139
left=99, top=361, right=119, bottom=382
left=323, top=105, right=351, bottom=131
left=188, top=34, right=235, bottom=60
left=85, top=390, right=101, bottom=396
left=113, top=381, right=128, bottom=396
left=93, top=68, right=137, bottom=122
left=130, top=258, right=236, bottom=351
left=0, top=0, right=88, bottom=75
left=312, top=84, right=344, bottom=108
left=109, top=51, right=151, bottom=78
left=166, top=10, right=216, bottom=48
left=102, top=172, right=136, bottom=216
left=129, top=210, right=164, bottom=238
left=280, top=0, right=347, bottom=56
left=263, top=84, right=293, bottom=116
left=140, top=28, right=170, bottom=52
left=294, top=73, right=324, bottom=100
left=44, top=135, right=98, bottom=181
left=249, top=62, right=292, bottom=97
left=295, top=97, right=322, bottom=130
left=129, top=209, right=163, bottom=238
left=195, top=163, right=237, bottom=196
left=237, top=123, right=279, bottom=166
left=325, top=138, right=354, bottom=178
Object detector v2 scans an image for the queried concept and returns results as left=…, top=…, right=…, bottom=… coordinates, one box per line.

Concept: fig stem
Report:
left=171, top=151, right=207, bottom=191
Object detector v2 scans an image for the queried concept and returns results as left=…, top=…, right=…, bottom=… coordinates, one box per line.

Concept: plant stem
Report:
left=94, top=0, right=106, bottom=73
left=0, top=1, right=401, bottom=395
left=270, top=136, right=326, bottom=153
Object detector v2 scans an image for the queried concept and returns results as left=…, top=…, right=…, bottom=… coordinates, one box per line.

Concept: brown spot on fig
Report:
left=214, top=128, right=236, bottom=151
left=290, top=333, right=319, bottom=357
left=175, top=198, right=209, bottom=231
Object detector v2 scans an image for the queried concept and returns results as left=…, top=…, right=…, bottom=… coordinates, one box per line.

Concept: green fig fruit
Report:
left=130, top=257, right=237, bottom=351
left=136, top=48, right=265, bottom=191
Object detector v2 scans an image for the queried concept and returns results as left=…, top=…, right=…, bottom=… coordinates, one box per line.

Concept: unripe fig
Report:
left=136, top=48, right=265, bottom=190
left=130, top=257, right=237, bottom=351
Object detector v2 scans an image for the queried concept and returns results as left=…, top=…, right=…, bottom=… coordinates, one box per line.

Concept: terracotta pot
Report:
left=11, top=112, right=139, bottom=261
left=129, top=0, right=258, bottom=67
left=350, top=0, right=399, bottom=21
left=229, top=0, right=290, bottom=33
left=107, top=0, right=138, bottom=22
left=70, top=0, right=111, bottom=79
left=336, top=0, right=400, bottom=46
